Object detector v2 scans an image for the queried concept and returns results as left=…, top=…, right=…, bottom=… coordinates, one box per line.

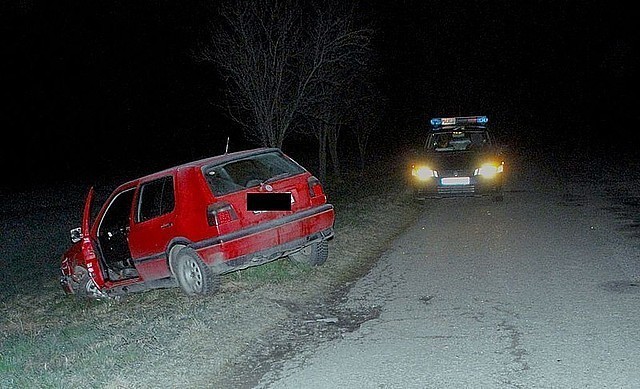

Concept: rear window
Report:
left=203, top=151, right=305, bottom=196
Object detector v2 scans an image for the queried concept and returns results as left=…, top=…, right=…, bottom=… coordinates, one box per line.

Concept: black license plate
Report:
left=247, top=192, right=292, bottom=211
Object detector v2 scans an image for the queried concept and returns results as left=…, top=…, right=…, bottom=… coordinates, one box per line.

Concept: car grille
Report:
left=437, top=185, right=476, bottom=195
left=440, top=169, right=473, bottom=176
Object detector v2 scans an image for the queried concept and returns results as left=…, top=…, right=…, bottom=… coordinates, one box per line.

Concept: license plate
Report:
left=441, top=117, right=456, bottom=125
left=441, top=177, right=470, bottom=185
left=247, top=192, right=292, bottom=211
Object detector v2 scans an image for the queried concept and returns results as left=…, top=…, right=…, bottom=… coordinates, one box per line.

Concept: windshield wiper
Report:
left=262, top=173, right=290, bottom=186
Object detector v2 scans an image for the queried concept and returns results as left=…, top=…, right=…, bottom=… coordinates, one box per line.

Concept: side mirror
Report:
left=70, top=227, right=83, bottom=243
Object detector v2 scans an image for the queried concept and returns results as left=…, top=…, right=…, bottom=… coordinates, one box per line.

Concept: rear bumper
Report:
left=214, top=227, right=334, bottom=273
left=193, top=204, right=335, bottom=272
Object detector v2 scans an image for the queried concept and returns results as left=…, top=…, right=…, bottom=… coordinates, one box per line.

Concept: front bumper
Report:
left=411, top=175, right=503, bottom=199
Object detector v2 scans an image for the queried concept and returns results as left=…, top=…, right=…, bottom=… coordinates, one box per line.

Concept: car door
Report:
left=94, top=187, right=136, bottom=273
left=206, top=152, right=304, bottom=223
left=74, top=186, right=109, bottom=289
left=202, top=150, right=312, bottom=257
left=127, top=175, right=177, bottom=281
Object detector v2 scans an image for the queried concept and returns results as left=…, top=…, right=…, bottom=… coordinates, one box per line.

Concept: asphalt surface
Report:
left=255, top=153, right=640, bottom=388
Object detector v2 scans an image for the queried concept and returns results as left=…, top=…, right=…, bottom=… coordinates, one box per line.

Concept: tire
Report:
left=289, top=240, right=329, bottom=267
left=171, top=248, right=220, bottom=295
left=72, top=266, right=102, bottom=299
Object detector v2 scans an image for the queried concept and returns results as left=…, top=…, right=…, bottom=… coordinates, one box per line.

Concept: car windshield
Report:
left=204, top=151, right=305, bottom=196
left=425, top=130, right=490, bottom=152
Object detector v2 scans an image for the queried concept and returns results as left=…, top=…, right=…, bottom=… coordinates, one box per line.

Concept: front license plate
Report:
left=441, top=177, right=470, bottom=185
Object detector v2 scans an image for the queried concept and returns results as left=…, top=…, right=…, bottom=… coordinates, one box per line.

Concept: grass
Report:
left=225, top=258, right=312, bottom=286
left=0, top=155, right=423, bottom=388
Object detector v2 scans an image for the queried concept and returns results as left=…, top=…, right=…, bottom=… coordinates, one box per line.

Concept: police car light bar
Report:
left=430, top=116, right=488, bottom=128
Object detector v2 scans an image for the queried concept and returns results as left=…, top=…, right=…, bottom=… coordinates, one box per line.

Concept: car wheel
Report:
left=172, top=248, right=220, bottom=295
left=72, top=266, right=102, bottom=299
left=289, top=240, right=329, bottom=266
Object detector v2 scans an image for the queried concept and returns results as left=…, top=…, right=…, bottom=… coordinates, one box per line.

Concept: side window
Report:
left=98, top=188, right=136, bottom=237
left=136, top=176, right=175, bottom=222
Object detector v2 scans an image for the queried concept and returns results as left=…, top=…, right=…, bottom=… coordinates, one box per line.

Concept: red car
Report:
left=60, top=148, right=335, bottom=298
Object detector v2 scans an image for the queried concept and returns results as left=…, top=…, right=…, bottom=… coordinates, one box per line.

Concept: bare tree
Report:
left=197, top=0, right=303, bottom=148
left=349, top=81, right=386, bottom=172
left=197, top=0, right=374, bottom=156
left=327, top=123, right=341, bottom=179
left=296, top=0, right=374, bottom=180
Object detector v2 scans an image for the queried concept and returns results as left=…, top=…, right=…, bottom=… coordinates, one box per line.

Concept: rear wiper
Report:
left=262, top=173, right=290, bottom=186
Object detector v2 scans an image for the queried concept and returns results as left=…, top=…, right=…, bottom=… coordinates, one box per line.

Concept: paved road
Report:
left=256, top=155, right=640, bottom=388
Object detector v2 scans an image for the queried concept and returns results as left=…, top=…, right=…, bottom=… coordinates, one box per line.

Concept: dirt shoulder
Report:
left=208, top=185, right=423, bottom=388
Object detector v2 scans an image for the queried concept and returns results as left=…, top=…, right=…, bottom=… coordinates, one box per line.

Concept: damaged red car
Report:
left=60, top=148, right=335, bottom=299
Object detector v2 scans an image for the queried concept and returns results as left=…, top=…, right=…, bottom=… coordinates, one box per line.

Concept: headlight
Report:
left=411, top=165, right=438, bottom=180
left=474, top=162, right=503, bottom=178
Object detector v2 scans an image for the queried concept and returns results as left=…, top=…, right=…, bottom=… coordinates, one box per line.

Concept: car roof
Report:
left=118, top=147, right=280, bottom=188
left=429, top=116, right=489, bottom=133
left=176, top=147, right=279, bottom=170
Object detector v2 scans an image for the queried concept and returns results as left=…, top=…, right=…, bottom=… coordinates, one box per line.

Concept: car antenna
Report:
left=224, top=137, right=230, bottom=154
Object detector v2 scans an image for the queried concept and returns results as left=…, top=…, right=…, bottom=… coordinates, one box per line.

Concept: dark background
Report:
left=2, top=0, right=637, bottom=190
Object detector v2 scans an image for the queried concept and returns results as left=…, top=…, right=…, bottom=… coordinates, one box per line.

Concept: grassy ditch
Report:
left=0, top=157, right=423, bottom=388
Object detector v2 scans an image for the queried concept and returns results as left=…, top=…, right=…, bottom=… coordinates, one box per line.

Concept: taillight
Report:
left=207, top=201, right=238, bottom=226
left=307, top=176, right=324, bottom=198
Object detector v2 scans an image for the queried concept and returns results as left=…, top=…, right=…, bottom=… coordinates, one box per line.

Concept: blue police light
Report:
left=430, top=116, right=488, bottom=128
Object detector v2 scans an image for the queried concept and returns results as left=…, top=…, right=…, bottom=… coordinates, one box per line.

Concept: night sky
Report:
left=2, top=0, right=637, bottom=190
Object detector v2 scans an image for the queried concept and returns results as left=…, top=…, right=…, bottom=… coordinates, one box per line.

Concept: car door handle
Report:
left=161, top=222, right=173, bottom=229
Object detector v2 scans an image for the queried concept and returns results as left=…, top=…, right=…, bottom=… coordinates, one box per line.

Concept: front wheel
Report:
left=288, top=240, right=329, bottom=266
left=171, top=248, right=220, bottom=295
left=72, top=266, right=104, bottom=299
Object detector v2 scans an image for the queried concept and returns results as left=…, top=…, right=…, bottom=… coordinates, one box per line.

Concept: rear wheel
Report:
left=172, top=248, right=220, bottom=295
left=289, top=240, right=329, bottom=266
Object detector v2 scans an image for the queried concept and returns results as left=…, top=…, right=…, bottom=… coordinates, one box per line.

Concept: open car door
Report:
left=60, top=187, right=108, bottom=298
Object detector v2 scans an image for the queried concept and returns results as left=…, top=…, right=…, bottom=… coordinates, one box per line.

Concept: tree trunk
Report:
left=328, top=124, right=341, bottom=180
left=317, top=127, right=327, bottom=183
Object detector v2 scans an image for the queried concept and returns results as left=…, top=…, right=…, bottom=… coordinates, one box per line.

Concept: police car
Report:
left=409, top=116, right=505, bottom=201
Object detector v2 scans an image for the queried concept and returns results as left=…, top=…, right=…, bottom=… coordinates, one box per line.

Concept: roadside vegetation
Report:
left=0, top=2, right=391, bottom=385
left=0, top=156, right=423, bottom=388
